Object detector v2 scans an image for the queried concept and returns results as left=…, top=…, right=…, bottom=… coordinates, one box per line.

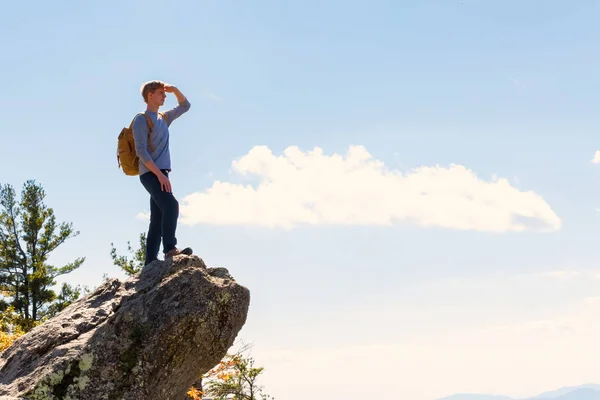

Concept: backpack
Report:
left=117, top=112, right=169, bottom=176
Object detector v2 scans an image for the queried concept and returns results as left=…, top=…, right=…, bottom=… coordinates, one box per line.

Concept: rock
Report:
left=0, top=255, right=250, bottom=400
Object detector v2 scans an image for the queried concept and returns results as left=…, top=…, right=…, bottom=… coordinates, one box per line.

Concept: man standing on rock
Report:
left=133, top=80, right=193, bottom=266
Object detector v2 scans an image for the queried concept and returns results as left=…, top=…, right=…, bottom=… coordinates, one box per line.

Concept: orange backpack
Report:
left=117, top=112, right=168, bottom=175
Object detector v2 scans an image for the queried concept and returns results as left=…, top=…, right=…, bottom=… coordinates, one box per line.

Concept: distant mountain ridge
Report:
left=531, top=385, right=600, bottom=399
left=438, top=384, right=600, bottom=400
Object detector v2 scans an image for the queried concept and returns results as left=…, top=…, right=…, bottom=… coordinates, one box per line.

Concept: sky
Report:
left=2, top=1, right=600, bottom=399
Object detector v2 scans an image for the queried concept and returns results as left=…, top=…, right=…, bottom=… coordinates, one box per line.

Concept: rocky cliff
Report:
left=0, top=255, right=250, bottom=400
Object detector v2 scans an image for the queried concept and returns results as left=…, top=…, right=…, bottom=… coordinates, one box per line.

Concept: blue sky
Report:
left=2, top=1, right=600, bottom=399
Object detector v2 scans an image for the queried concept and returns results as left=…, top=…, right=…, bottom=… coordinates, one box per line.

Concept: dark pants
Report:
left=140, top=169, right=178, bottom=265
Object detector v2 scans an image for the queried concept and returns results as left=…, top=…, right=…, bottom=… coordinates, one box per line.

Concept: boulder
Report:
left=0, top=255, right=250, bottom=400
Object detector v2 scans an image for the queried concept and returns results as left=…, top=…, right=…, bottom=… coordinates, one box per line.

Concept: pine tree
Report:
left=0, top=180, right=85, bottom=332
left=109, top=232, right=146, bottom=276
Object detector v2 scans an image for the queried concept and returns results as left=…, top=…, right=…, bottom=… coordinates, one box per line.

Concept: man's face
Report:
left=148, top=88, right=166, bottom=107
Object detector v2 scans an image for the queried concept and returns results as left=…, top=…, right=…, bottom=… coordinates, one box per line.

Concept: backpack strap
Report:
left=128, top=113, right=155, bottom=150
left=159, top=111, right=169, bottom=125
left=142, top=113, right=155, bottom=152
left=128, top=112, right=161, bottom=153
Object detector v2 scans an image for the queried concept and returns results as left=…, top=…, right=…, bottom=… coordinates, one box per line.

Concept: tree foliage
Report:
left=0, top=180, right=86, bottom=333
left=109, top=232, right=146, bottom=276
left=0, top=306, right=24, bottom=352
left=188, top=344, right=274, bottom=400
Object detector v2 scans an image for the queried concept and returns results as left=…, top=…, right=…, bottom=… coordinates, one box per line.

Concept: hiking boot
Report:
left=165, top=246, right=193, bottom=259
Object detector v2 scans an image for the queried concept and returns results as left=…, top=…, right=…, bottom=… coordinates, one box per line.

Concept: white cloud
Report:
left=178, top=145, right=561, bottom=232
left=592, top=150, right=600, bottom=164
left=527, top=269, right=600, bottom=281
left=537, top=270, right=581, bottom=279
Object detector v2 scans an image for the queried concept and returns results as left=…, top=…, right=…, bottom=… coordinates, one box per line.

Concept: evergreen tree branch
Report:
left=0, top=180, right=85, bottom=332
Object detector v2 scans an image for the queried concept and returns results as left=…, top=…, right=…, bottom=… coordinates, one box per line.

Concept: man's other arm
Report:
left=132, top=116, right=172, bottom=191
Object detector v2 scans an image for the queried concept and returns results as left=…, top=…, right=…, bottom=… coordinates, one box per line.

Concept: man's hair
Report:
left=140, top=80, right=165, bottom=103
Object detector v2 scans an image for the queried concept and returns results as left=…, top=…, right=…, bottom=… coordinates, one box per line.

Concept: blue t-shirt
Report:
left=132, top=99, right=191, bottom=175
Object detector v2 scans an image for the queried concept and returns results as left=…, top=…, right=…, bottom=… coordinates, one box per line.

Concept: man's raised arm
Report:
left=163, top=84, right=191, bottom=124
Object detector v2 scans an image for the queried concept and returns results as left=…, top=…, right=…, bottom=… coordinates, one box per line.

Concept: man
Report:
left=132, top=80, right=193, bottom=266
